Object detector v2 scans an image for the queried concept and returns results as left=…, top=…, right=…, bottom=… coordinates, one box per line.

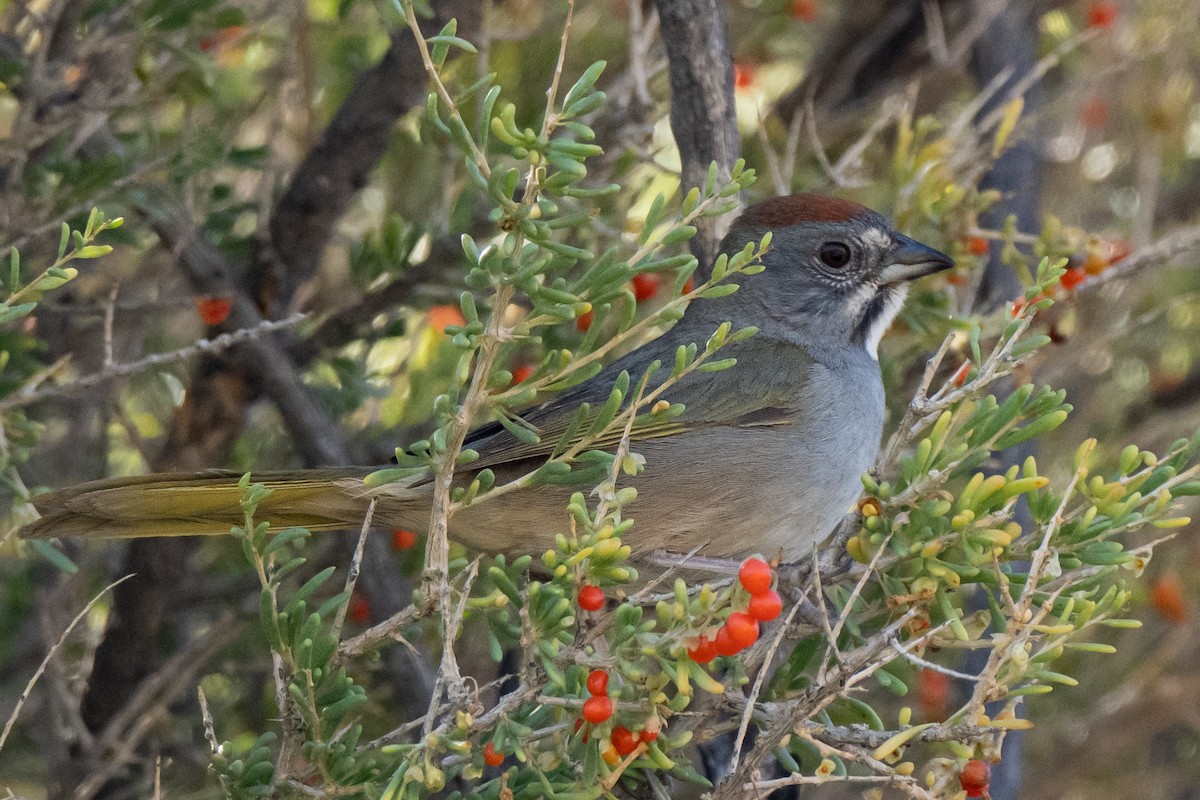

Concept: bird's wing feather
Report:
left=457, top=336, right=811, bottom=473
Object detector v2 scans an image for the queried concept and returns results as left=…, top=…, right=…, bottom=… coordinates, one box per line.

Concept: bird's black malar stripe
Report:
left=853, top=292, right=891, bottom=346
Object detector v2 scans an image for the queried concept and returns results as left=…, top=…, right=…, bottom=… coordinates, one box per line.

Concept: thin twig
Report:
left=0, top=574, right=134, bottom=753
left=197, top=685, right=233, bottom=798
left=331, top=499, right=377, bottom=643
left=729, top=601, right=802, bottom=774
left=0, top=314, right=308, bottom=411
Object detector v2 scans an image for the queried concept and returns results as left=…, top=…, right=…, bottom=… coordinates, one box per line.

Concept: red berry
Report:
left=789, top=0, right=818, bottom=21
left=582, top=695, right=613, bottom=724
left=576, top=309, right=594, bottom=332
left=724, top=612, right=760, bottom=650
left=747, top=589, right=783, bottom=622
left=738, top=558, right=773, bottom=596
left=966, top=237, right=990, bottom=257
left=1080, top=97, right=1110, bottom=129
left=959, top=759, right=990, bottom=798
left=1059, top=268, right=1087, bottom=291
left=714, top=625, right=741, bottom=657
left=200, top=25, right=245, bottom=53
left=482, top=741, right=504, bottom=767
left=918, top=668, right=951, bottom=721
left=951, top=362, right=971, bottom=387
left=511, top=363, right=535, bottom=384
left=196, top=296, right=233, bottom=326
left=578, top=584, right=604, bottom=611
left=682, top=276, right=695, bottom=294
left=391, top=528, right=417, bottom=550
left=1086, top=1, right=1117, bottom=29
left=573, top=717, right=589, bottom=742
left=687, top=636, right=719, bottom=664
left=1150, top=572, right=1188, bottom=624
left=631, top=272, right=661, bottom=302
left=586, top=669, right=609, bottom=696
left=640, top=728, right=659, bottom=743
left=611, top=725, right=639, bottom=756
left=347, top=594, right=371, bottom=624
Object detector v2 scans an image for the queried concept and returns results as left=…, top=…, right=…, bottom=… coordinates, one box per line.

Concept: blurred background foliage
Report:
left=1, top=0, right=1200, bottom=798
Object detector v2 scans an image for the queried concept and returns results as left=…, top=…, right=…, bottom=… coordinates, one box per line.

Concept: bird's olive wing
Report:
left=458, top=337, right=809, bottom=474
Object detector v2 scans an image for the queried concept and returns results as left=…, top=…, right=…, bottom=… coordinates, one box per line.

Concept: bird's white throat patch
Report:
left=862, top=284, right=908, bottom=360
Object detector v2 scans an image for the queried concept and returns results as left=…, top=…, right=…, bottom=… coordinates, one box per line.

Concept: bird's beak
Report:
left=879, top=234, right=955, bottom=284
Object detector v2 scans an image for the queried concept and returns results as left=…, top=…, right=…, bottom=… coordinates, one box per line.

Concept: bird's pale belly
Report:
left=625, top=425, right=875, bottom=560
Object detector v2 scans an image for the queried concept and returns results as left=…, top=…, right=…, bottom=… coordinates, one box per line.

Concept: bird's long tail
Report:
left=20, top=469, right=377, bottom=540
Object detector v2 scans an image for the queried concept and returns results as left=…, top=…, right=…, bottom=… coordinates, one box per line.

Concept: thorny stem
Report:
left=421, top=283, right=514, bottom=732
left=967, top=466, right=1083, bottom=718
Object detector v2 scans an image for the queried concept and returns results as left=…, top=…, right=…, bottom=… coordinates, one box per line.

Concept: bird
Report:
left=21, top=193, right=953, bottom=561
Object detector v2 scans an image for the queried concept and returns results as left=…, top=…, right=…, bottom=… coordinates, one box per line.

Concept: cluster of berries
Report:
left=578, top=668, right=660, bottom=764
left=688, top=558, right=783, bottom=663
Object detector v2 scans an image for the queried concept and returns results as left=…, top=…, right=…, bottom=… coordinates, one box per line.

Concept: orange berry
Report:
left=600, top=740, right=620, bottom=765
left=1059, top=268, right=1087, bottom=291
left=682, top=276, right=695, bottom=294
left=724, top=612, right=760, bottom=650
left=688, top=636, right=719, bottom=664
left=789, top=0, right=818, bottom=21
left=586, top=669, right=609, bottom=696
left=917, top=667, right=951, bottom=721
left=738, top=558, right=773, bottom=596
left=611, top=725, right=639, bottom=756
left=631, top=272, right=661, bottom=302
left=734, top=62, right=755, bottom=90
left=959, top=759, right=990, bottom=798
left=578, top=584, right=604, bottom=611
left=747, top=589, right=783, bottom=622
left=576, top=309, right=594, bottom=332
left=427, top=304, right=466, bottom=334
left=1150, top=572, right=1188, bottom=624
left=582, top=695, right=613, bottom=724
left=511, top=363, right=535, bottom=384
left=391, top=528, right=417, bottom=550
left=347, top=593, right=371, bottom=624
left=482, top=741, right=504, bottom=767
left=966, top=237, right=990, bottom=257
left=1086, top=1, right=1117, bottom=29
left=1083, top=250, right=1108, bottom=275
left=946, top=271, right=967, bottom=286
left=196, top=296, right=233, bottom=326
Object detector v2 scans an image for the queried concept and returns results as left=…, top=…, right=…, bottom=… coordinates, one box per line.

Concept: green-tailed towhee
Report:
left=21, top=193, right=952, bottom=560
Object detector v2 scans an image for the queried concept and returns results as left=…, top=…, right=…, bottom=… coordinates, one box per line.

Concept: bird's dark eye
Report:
left=819, top=242, right=852, bottom=269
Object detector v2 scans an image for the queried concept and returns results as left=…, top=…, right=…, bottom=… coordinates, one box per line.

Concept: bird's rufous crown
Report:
left=733, top=193, right=873, bottom=230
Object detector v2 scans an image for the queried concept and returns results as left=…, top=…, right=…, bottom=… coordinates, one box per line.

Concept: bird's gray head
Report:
left=708, top=193, right=954, bottom=359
